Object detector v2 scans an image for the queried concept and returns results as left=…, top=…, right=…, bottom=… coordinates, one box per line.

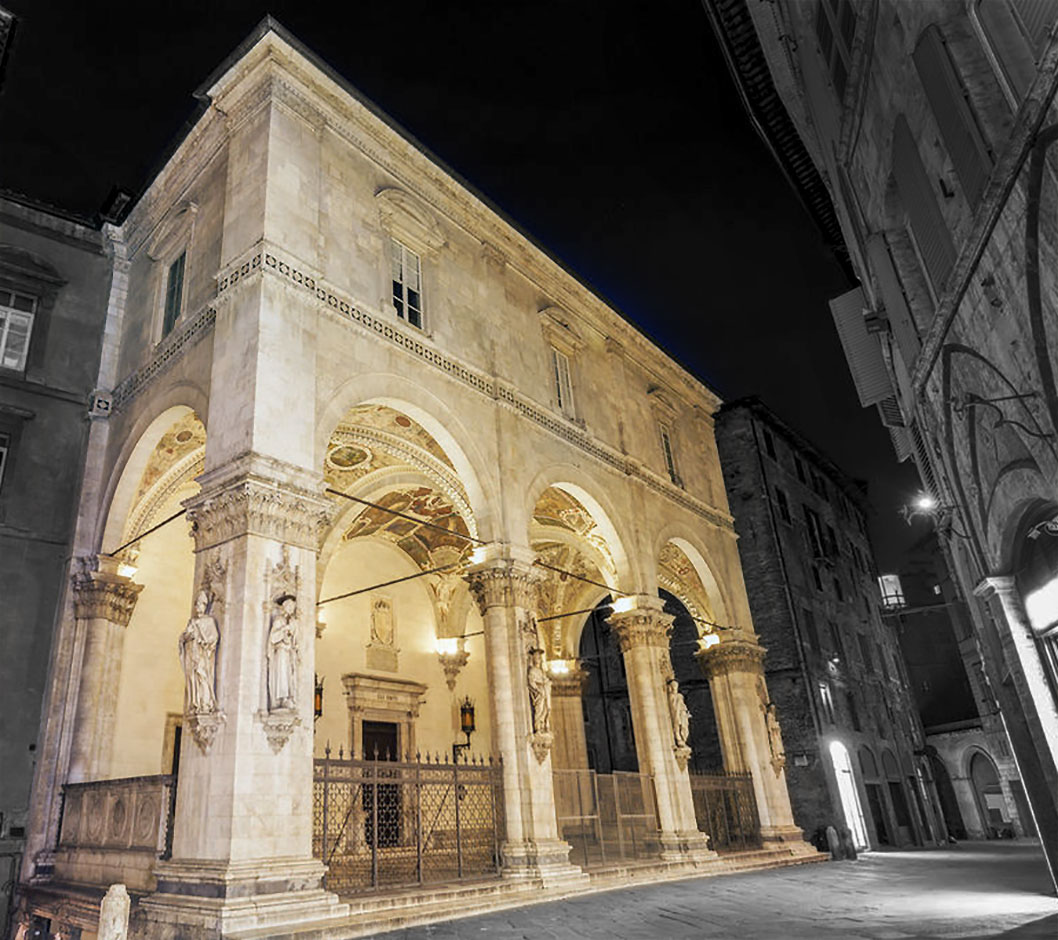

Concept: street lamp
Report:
left=452, top=696, right=475, bottom=763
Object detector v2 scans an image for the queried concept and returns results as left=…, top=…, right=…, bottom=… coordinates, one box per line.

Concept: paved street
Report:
left=369, top=843, right=1057, bottom=940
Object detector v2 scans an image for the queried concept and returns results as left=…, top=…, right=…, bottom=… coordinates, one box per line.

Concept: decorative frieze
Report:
left=465, top=562, right=542, bottom=614
left=184, top=478, right=332, bottom=551
left=606, top=609, right=674, bottom=652
left=695, top=637, right=767, bottom=678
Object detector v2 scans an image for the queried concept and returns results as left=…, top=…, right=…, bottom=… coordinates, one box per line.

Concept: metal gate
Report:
left=553, top=769, right=660, bottom=868
left=688, top=771, right=762, bottom=851
left=313, top=752, right=504, bottom=894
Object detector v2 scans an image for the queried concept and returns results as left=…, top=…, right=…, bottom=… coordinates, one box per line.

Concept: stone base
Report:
left=761, top=825, right=817, bottom=856
left=500, top=839, right=590, bottom=888
left=659, top=829, right=717, bottom=862
left=138, top=857, right=349, bottom=939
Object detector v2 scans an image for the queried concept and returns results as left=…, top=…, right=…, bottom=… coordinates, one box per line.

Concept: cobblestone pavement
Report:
left=368, top=842, right=1057, bottom=940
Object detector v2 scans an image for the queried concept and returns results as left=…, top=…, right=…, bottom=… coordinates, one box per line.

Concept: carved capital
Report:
left=72, top=569, right=143, bottom=626
left=438, top=649, right=470, bottom=690
left=695, top=638, right=766, bottom=678
left=607, top=609, right=673, bottom=651
left=464, top=561, right=542, bottom=614
left=529, top=730, right=553, bottom=764
left=550, top=664, right=590, bottom=697
left=259, top=708, right=302, bottom=753
left=184, top=477, right=332, bottom=551
left=185, top=710, right=225, bottom=753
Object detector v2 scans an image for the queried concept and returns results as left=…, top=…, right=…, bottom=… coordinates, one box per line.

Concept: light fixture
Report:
left=436, top=636, right=469, bottom=690
left=468, top=546, right=488, bottom=566
left=698, top=633, right=721, bottom=651
left=315, top=605, right=328, bottom=639
left=900, top=492, right=970, bottom=539
left=610, top=595, right=637, bottom=614
left=314, top=674, right=324, bottom=721
left=547, top=658, right=571, bottom=676
left=117, top=561, right=138, bottom=579
left=452, top=696, right=475, bottom=763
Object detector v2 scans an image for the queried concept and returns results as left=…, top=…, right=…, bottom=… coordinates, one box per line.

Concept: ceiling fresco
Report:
left=531, top=486, right=616, bottom=574
left=658, top=542, right=715, bottom=628
left=131, top=412, right=206, bottom=510
left=334, top=404, right=454, bottom=469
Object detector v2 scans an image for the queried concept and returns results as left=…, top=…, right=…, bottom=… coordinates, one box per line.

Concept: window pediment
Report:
left=539, top=305, right=584, bottom=355
left=146, top=202, right=198, bottom=262
left=375, top=187, right=445, bottom=255
left=647, top=385, right=679, bottom=424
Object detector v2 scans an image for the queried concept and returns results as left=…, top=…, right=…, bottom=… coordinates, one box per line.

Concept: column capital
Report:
left=183, top=453, right=332, bottom=552
left=72, top=556, right=143, bottom=626
left=695, top=637, right=766, bottom=679
left=974, top=574, right=1016, bottom=600
left=548, top=660, right=590, bottom=696
left=464, top=545, right=543, bottom=613
left=607, top=598, right=673, bottom=651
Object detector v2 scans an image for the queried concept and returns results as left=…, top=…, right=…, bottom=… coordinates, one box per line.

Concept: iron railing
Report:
left=688, top=771, right=762, bottom=852
left=553, top=769, right=660, bottom=868
left=313, top=751, right=504, bottom=895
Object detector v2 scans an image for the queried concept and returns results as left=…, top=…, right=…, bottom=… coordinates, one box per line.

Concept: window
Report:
left=834, top=577, right=845, bottom=602
left=812, top=565, right=824, bottom=592
left=819, top=681, right=836, bottom=724
left=659, top=424, right=679, bottom=485
left=826, top=524, right=839, bottom=556
left=551, top=346, right=574, bottom=417
left=162, top=252, right=186, bottom=338
left=815, top=0, right=857, bottom=98
left=878, top=573, right=906, bottom=609
left=794, top=455, right=806, bottom=484
left=802, top=608, right=821, bottom=651
left=804, top=505, right=826, bottom=557
left=763, top=428, right=777, bottom=460
left=914, top=26, right=993, bottom=208
left=847, top=691, right=862, bottom=732
left=0, top=431, right=8, bottom=490
left=977, top=0, right=1053, bottom=100
left=390, top=238, right=423, bottom=329
left=858, top=634, right=875, bottom=671
left=0, top=289, right=36, bottom=371
left=775, top=487, right=792, bottom=524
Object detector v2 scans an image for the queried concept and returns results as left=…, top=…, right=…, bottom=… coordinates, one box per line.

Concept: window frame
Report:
left=161, top=251, right=186, bottom=339
left=550, top=344, right=575, bottom=418
left=390, top=237, right=425, bottom=330
left=775, top=486, right=792, bottom=524
left=658, top=422, right=681, bottom=487
left=0, top=289, right=37, bottom=372
left=0, top=430, right=9, bottom=492
left=814, top=0, right=857, bottom=100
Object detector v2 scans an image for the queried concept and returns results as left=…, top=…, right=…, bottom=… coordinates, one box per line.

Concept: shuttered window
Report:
left=910, top=421, right=940, bottom=499
left=913, top=26, right=993, bottom=208
left=1013, top=0, right=1056, bottom=52
left=815, top=0, right=857, bottom=98
left=893, top=115, right=957, bottom=296
left=867, top=234, right=920, bottom=365
left=978, top=0, right=1039, bottom=99
left=162, top=252, right=186, bottom=338
left=551, top=346, right=574, bottom=417
left=830, top=286, right=892, bottom=407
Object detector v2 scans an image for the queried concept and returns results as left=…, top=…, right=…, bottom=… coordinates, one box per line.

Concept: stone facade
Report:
left=16, top=19, right=813, bottom=939
left=0, top=192, right=112, bottom=936
left=715, top=398, right=943, bottom=849
left=708, top=0, right=1058, bottom=887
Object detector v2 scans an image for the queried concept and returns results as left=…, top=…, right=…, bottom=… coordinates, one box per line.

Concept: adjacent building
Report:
left=715, top=398, right=944, bottom=850
left=705, top=0, right=1058, bottom=886
left=0, top=192, right=112, bottom=937
left=883, top=533, right=1031, bottom=840
left=14, top=19, right=818, bottom=940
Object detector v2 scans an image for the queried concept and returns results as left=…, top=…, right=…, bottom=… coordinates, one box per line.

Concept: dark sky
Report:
left=0, top=0, right=923, bottom=566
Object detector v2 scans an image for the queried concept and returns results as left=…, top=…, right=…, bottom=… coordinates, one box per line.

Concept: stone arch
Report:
left=98, top=391, right=208, bottom=553
left=316, top=373, right=497, bottom=540
left=523, top=465, right=634, bottom=592
left=651, top=521, right=732, bottom=630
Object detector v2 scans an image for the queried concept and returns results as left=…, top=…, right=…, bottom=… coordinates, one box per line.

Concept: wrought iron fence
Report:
left=553, top=769, right=660, bottom=868
left=313, top=751, right=504, bottom=894
left=688, top=771, right=762, bottom=852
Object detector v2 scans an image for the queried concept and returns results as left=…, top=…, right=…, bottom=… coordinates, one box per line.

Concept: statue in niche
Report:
left=180, top=590, right=219, bottom=714
left=267, top=593, right=300, bottom=711
left=526, top=647, right=552, bottom=735
left=371, top=596, right=395, bottom=647
left=765, top=702, right=786, bottom=774
left=667, top=678, right=691, bottom=749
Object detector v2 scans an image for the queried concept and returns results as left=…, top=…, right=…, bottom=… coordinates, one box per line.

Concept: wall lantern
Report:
left=314, top=674, right=324, bottom=721
left=900, top=492, right=970, bottom=539
left=697, top=633, right=721, bottom=651
left=452, top=696, right=475, bottom=763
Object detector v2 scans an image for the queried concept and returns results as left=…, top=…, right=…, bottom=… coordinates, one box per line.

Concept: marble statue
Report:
left=267, top=593, right=300, bottom=711
left=765, top=701, right=786, bottom=771
left=667, top=678, right=691, bottom=749
left=180, top=590, right=219, bottom=714
left=526, top=647, right=552, bottom=734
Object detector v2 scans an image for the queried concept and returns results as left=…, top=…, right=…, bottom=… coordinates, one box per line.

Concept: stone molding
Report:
left=258, top=708, right=301, bottom=753
left=606, top=608, right=674, bottom=652
left=695, top=638, right=767, bottom=678
left=184, top=458, right=331, bottom=551
left=72, top=571, right=143, bottom=626
left=186, top=710, right=226, bottom=754
left=465, top=561, right=543, bottom=614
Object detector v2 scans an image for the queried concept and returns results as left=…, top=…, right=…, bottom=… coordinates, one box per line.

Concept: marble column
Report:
left=695, top=636, right=809, bottom=848
left=549, top=661, right=590, bottom=770
left=465, top=547, right=586, bottom=885
left=607, top=597, right=713, bottom=861
left=141, top=455, right=349, bottom=937
left=67, top=555, right=143, bottom=782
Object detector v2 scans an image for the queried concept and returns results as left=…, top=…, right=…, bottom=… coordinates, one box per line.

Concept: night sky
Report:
left=0, top=0, right=923, bottom=567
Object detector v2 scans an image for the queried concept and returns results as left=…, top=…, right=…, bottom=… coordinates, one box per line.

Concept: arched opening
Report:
left=578, top=596, right=635, bottom=774
left=313, top=403, right=500, bottom=893
left=969, top=750, right=1009, bottom=838
left=928, top=751, right=966, bottom=839
left=830, top=741, right=869, bottom=850
left=883, top=749, right=915, bottom=846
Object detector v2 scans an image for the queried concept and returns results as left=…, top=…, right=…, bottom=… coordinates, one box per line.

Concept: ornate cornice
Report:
left=606, top=609, right=674, bottom=652
left=184, top=465, right=332, bottom=552
left=695, top=638, right=766, bottom=678
left=72, top=574, right=143, bottom=626
left=464, top=561, right=543, bottom=614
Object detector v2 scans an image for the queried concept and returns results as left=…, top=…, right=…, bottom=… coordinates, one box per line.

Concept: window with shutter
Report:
left=815, top=0, right=857, bottom=98
left=830, top=285, right=892, bottom=407
left=867, top=234, right=920, bottom=365
left=1012, top=0, right=1056, bottom=52
left=0, top=289, right=36, bottom=371
left=162, top=252, right=186, bottom=338
left=391, top=239, right=423, bottom=329
left=978, top=0, right=1039, bottom=99
left=914, top=26, right=993, bottom=208
left=550, top=346, right=574, bottom=417
left=892, top=115, right=957, bottom=296
left=909, top=421, right=940, bottom=498
left=659, top=423, right=679, bottom=485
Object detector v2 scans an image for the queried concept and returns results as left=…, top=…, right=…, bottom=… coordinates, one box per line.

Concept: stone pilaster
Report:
left=142, top=455, right=348, bottom=938
left=67, top=556, right=143, bottom=782
left=607, top=598, right=713, bottom=861
left=696, top=635, right=808, bottom=848
left=549, top=662, right=590, bottom=770
left=465, top=546, right=586, bottom=886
